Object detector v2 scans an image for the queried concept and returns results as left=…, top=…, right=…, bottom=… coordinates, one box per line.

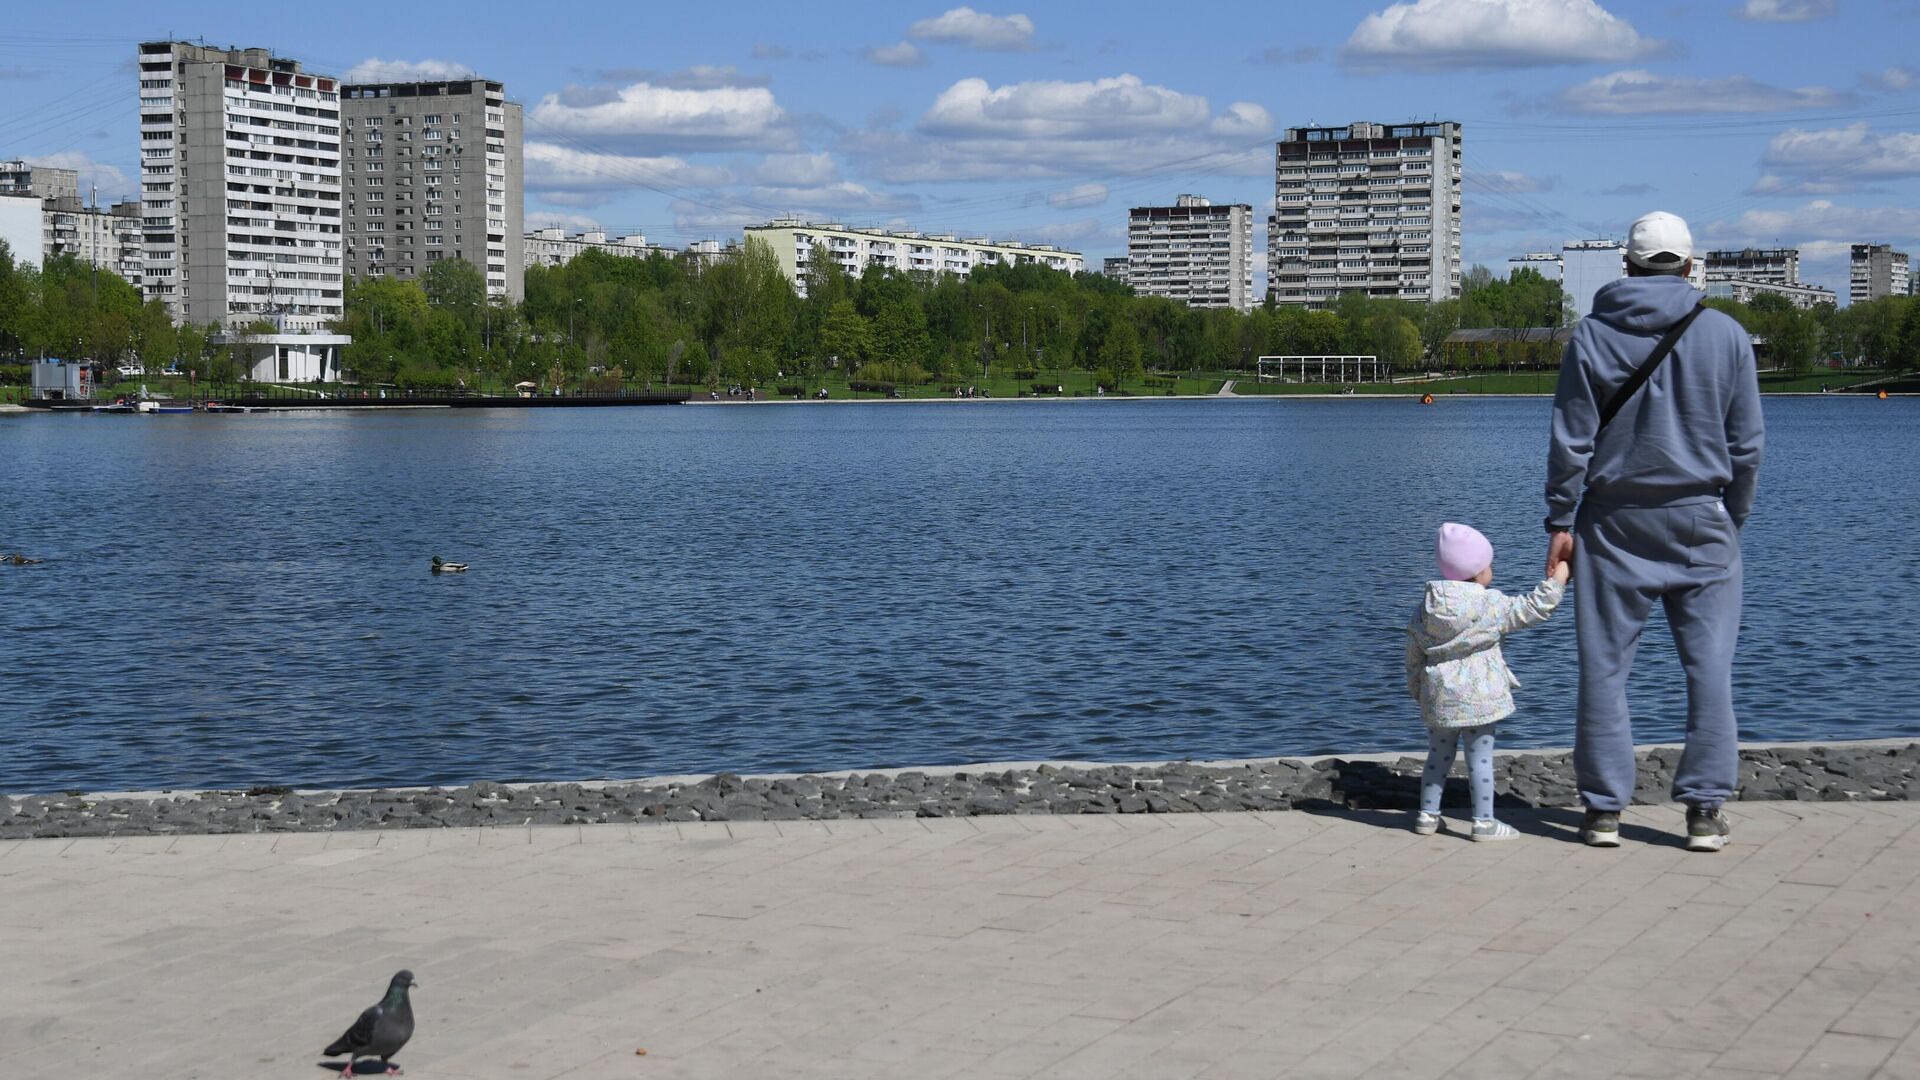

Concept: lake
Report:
left=2, top=396, right=1914, bottom=792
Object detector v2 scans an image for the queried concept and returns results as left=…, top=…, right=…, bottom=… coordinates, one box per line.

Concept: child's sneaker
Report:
left=1470, top=818, right=1518, bottom=842
left=1686, top=806, right=1731, bottom=852
left=1412, top=811, right=1443, bottom=835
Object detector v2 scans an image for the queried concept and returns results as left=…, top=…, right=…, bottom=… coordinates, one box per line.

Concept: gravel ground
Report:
left=3, top=742, right=1916, bottom=839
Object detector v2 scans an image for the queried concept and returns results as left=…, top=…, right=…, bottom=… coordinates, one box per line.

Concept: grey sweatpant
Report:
left=1573, top=499, right=1743, bottom=811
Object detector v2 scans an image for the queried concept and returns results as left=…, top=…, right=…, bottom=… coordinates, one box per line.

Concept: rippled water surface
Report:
left=2, top=397, right=1915, bottom=791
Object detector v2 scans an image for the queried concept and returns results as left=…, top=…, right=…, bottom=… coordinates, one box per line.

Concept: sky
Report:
left=2, top=0, right=1917, bottom=299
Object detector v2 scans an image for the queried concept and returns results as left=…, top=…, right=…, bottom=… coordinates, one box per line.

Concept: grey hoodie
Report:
left=1547, top=276, right=1765, bottom=528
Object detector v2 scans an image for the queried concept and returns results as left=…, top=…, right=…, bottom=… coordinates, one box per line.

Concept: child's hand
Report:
left=1550, top=560, right=1571, bottom=586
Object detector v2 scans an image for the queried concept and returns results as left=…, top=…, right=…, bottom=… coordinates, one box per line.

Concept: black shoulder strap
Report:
left=1598, top=302, right=1706, bottom=431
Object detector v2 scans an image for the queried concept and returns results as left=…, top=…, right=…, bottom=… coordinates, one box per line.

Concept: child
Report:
left=1405, top=522, right=1569, bottom=841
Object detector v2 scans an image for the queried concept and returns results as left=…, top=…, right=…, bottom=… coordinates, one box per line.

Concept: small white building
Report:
left=213, top=317, right=351, bottom=382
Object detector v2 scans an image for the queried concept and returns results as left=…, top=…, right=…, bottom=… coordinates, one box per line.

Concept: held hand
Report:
left=1550, top=560, right=1571, bottom=586
left=1546, top=530, right=1574, bottom=579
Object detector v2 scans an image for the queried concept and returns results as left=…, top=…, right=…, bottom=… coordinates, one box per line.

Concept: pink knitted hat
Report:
left=1436, top=522, right=1494, bottom=581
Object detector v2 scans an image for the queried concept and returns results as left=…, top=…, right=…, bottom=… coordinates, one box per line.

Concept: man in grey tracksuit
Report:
left=1545, top=211, right=1765, bottom=851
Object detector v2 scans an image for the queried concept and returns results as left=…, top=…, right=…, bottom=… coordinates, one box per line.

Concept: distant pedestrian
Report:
left=1546, top=211, right=1765, bottom=851
left=1405, top=523, right=1568, bottom=841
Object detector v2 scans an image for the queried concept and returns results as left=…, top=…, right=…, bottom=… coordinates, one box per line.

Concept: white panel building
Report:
left=1562, top=240, right=1625, bottom=321
left=0, top=194, right=42, bottom=270
left=523, top=227, right=664, bottom=268
left=42, top=198, right=143, bottom=287
left=746, top=218, right=1085, bottom=297
left=1268, top=119, right=1463, bottom=308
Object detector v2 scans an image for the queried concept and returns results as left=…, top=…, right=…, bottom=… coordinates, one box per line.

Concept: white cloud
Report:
left=528, top=81, right=791, bottom=151
left=924, top=75, right=1211, bottom=138
left=24, top=152, right=131, bottom=201
left=1864, top=66, right=1917, bottom=93
left=1747, top=174, right=1860, bottom=196
left=1758, top=124, right=1920, bottom=180
left=593, top=65, right=770, bottom=90
left=343, top=57, right=472, bottom=83
left=523, top=142, right=736, bottom=193
left=1557, top=70, right=1854, bottom=114
left=1343, top=0, right=1660, bottom=71
left=863, top=42, right=928, bottom=68
left=907, top=7, right=1037, bottom=50
left=525, top=211, right=607, bottom=232
left=1739, top=0, right=1836, bottom=21
left=850, top=74, right=1272, bottom=182
left=747, top=181, right=918, bottom=215
left=1047, top=182, right=1109, bottom=209
left=751, top=152, right=842, bottom=187
left=1012, top=218, right=1116, bottom=246
left=1714, top=200, right=1920, bottom=247
left=1468, top=169, right=1558, bottom=193
left=751, top=44, right=791, bottom=60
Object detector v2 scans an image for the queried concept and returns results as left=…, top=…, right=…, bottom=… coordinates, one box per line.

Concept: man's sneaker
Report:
left=1412, top=811, right=1443, bottom=835
left=1686, top=807, right=1731, bottom=852
left=1470, top=818, right=1519, bottom=842
left=1581, top=809, right=1621, bottom=847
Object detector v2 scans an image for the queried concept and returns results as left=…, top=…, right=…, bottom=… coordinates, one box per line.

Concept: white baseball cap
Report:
left=1626, top=210, right=1693, bottom=270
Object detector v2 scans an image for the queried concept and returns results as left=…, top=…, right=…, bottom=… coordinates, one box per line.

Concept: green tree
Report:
left=420, top=258, right=487, bottom=331
left=818, top=299, right=872, bottom=368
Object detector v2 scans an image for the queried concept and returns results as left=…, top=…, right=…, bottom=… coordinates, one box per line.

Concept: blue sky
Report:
left=2, top=0, right=1916, bottom=297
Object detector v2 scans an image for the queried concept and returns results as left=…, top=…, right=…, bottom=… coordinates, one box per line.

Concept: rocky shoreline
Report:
left=4, top=741, right=1916, bottom=840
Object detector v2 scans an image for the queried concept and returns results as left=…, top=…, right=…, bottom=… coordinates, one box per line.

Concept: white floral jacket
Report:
left=1404, top=578, right=1565, bottom=730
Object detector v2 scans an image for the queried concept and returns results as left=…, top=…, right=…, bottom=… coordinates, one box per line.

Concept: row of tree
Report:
left=331, top=243, right=1589, bottom=389
left=7, top=235, right=1919, bottom=388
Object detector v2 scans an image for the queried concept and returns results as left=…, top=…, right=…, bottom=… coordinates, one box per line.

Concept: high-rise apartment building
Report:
left=0, top=160, right=80, bottom=202
left=1850, top=243, right=1910, bottom=304
left=1126, top=195, right=1254, bottom=312
left=340, top=78, right=523, bottom=301
left=1101, top=256, right=1130, bottom=283
left=1269, top=120, right=1462, bottom=308
left=1704, top=248, right=1798, bottom=287
left=135, top=42, right=345, bottom=332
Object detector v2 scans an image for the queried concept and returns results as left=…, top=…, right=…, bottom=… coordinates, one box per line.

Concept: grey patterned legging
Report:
left=1420, top=724, right=1498, bottom=820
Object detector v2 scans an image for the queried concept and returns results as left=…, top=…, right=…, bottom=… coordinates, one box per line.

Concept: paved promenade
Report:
left=4, top=802, right=1918, bottom=1079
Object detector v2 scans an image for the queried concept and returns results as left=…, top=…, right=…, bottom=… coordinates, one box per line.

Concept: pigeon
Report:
left=323, top=970, right=417, bottom=1077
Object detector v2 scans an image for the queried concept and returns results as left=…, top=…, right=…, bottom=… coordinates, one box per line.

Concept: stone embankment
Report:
left=3, top=742, right=1914, bottom=839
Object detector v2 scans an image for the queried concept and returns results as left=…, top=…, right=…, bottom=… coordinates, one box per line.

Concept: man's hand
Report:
left=1547, top=530, right=1575, bottom=579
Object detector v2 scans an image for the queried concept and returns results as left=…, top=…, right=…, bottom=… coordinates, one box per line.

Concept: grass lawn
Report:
left=1756, top=369, right=1891, bottom=393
